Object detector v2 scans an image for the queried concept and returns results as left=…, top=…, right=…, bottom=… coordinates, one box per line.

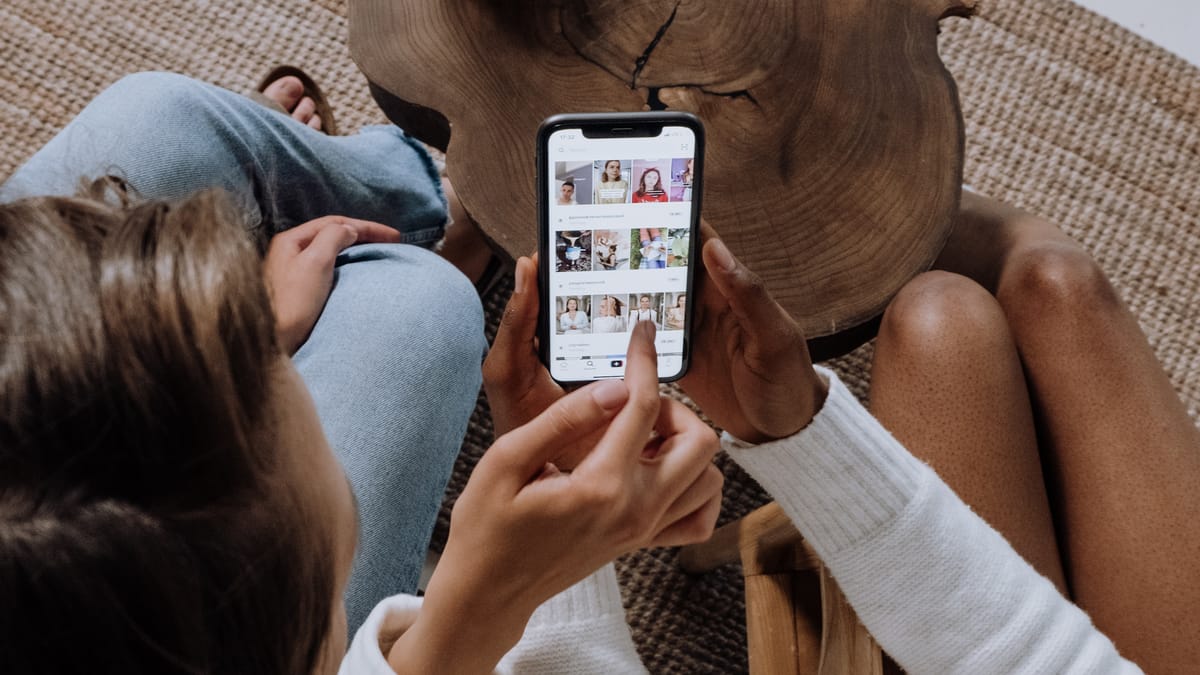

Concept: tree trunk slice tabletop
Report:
left=349, top=0, right=975, bottom=349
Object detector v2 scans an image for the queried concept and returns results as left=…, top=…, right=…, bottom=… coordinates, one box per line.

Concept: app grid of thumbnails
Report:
left=554, top=228, right=690, bottom=273
left=554, top=291, right=688, bottom=335
left=553, top=158, right=695, bottom=207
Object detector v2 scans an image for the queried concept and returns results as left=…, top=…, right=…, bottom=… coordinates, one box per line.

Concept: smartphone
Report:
left=537, top=112, right=704, bottom=384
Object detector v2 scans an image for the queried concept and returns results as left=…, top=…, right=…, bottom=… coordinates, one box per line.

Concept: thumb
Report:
left=701, top=237, right=803, bottom=347
left=484, top=379, right=630, bottom=487
left=485, top=256, right=539, bottom=381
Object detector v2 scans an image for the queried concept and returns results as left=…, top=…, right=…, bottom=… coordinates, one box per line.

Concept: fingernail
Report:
left=592, top=379, right=629, bottom=410
left=710, top=239, right=736, bottom=272
left=515, top=258, right=527, bottom=291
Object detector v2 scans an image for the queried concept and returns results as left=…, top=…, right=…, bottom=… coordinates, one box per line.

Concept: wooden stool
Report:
left=680, top=502, right=886, bottom=674
left=348, top=0, right=976, bottom=358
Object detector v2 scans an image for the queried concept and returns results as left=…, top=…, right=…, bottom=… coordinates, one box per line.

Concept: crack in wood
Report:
left=560, top=1, right=761, bottom=111
left=631, top=0, right=681, bottom=88
left=648, top=84, right=763, bottom=111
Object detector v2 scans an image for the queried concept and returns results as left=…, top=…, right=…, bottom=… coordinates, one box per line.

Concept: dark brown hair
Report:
left=0, top=180, right=335, bottom=673
left=636, top=167, right=663, bottom=197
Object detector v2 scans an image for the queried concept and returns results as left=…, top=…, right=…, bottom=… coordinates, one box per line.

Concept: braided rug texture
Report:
left=3, top=1, right=1197, bottom=672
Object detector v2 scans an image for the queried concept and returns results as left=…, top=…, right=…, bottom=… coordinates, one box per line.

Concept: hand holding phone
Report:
left=678, top=223, right=828, bottom=444
left=537, top=113, right=705, bottom=384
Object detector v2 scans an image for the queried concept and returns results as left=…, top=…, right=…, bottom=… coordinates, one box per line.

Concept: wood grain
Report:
left=349, top=0, right=973, bottom=343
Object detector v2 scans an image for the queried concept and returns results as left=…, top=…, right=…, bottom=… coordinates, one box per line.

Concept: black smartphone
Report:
left=537, top=112, right=704, bottom=384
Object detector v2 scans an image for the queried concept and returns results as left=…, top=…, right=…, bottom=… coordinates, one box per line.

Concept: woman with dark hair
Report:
left=0, top=179, right=721, bottom=674
left=631, top=167, right=668, bottom=203
left=0, top=70, right=724, bottom=673
left=665, top=292, right=686, bottom=330
left=0, top=69, right=494, bottom=644
left=558, top=296, right=590, bottom=333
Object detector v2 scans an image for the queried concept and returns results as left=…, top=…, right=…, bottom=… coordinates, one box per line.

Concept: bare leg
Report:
left=937, top=193, right=1200, bottom=672
left=870, top=271, right=1068, bottom=591
left=438, top=177, right=496, bottom=285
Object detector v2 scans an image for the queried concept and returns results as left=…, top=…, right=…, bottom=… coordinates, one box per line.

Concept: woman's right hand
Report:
left=389, top=322, right=723, bottom=674
left=263, top=216, right=400, bottom=354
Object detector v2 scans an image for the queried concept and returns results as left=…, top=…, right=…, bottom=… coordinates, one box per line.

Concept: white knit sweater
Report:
left=340, top=367, right=1141, bottom=674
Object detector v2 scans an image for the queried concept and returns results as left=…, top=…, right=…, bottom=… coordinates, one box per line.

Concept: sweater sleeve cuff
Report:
left=525, top=563, right=626, bottom=629
left=723, top=365, right=931, bottom=555
left=339, top=593, right=424, bottom=674
left=496, top=564, right=646, bottom=674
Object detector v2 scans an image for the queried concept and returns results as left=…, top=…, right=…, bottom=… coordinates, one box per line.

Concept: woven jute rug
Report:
left=3, top=1, right=1197, bottom=672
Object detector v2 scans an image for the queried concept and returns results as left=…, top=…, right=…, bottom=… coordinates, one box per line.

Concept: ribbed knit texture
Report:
left=722, top=369, right=926, bottom=554
left=496, top=565, right=645, bottom=674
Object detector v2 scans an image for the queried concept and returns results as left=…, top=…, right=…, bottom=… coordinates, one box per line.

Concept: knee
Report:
left=367, top=246, right=485, bottom=369
left=878, top=271, right=1011, bottom=363
left=99, top=72, right=213, bottom=121
left=414, top=252, right=486, bottom=355
left=998, top=242, right=1120, bottom=321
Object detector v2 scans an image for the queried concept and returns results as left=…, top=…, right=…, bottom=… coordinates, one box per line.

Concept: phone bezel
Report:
left=536, top=112, right=705, bottom=385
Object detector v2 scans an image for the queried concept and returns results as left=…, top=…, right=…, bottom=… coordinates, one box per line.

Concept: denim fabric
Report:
left=1, top=72, right=448, bottom=246
left=296, top=243, right=483, bottom=633
left=1, top=72, right=485, bottom=636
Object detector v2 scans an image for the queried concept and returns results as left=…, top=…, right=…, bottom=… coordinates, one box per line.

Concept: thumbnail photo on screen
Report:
left=631, top=159, right=672, bottom=203
left=593, top=229, right=631, bottom=271
left=555, top=295, right=593, bottom=335
left=667, top=227, right=689, bottom=267
left=664, top=291, right=687, bottom=330
left=554, top=161, right=593, bottom=206
left=626, top=292, right=665, bottom=329
left=593, top=159, right=631, bottom=204
left=590, top=293, right=628, bottom=333
left=556, top=230, right=592, bottom=272
left=670, top=158, right=694, bottom=202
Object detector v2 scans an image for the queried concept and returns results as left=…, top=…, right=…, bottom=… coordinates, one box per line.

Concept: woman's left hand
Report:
left=483, top=255, right=570, bottom=433
left=263, top=216, right=401, bottom=354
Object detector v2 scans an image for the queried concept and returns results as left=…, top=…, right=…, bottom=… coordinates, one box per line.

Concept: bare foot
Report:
left=262, top=75, right=323, bottom=132
left=439, top=177, right=498, bottom=286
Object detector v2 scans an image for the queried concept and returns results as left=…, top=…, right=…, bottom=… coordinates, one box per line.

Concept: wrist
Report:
left=741, top=368, right=830, bottom=445
left=385, top=541, right=539, bottom=673
left=386, top=583, right=533, bottom=674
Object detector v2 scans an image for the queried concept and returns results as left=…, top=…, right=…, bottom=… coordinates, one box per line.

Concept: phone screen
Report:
left=543, top=122, right=698, bottom=382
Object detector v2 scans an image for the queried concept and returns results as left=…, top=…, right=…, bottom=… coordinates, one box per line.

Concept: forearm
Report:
left=725, top=367, right=1138, bottom=673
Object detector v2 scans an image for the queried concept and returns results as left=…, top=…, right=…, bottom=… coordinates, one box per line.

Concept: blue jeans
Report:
left=1, top=72, right=485, bottom=635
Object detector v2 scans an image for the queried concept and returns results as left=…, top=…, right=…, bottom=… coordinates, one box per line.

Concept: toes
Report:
left=292, top=96, right=316, bottom=123
left=308, top=114, right=323, bottom=131
left=263, top=76, right=304, bottom=111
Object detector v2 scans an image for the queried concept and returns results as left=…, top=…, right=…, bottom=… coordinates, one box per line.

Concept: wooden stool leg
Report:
left=679, top=502, right=886, bottom=674
left=817, top=566, right=884, bottom=675
left=744, top=562, right=824, bottom=675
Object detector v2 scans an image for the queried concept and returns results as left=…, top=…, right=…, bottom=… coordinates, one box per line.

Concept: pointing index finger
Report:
left=581, top=321, right=662, bottom=472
